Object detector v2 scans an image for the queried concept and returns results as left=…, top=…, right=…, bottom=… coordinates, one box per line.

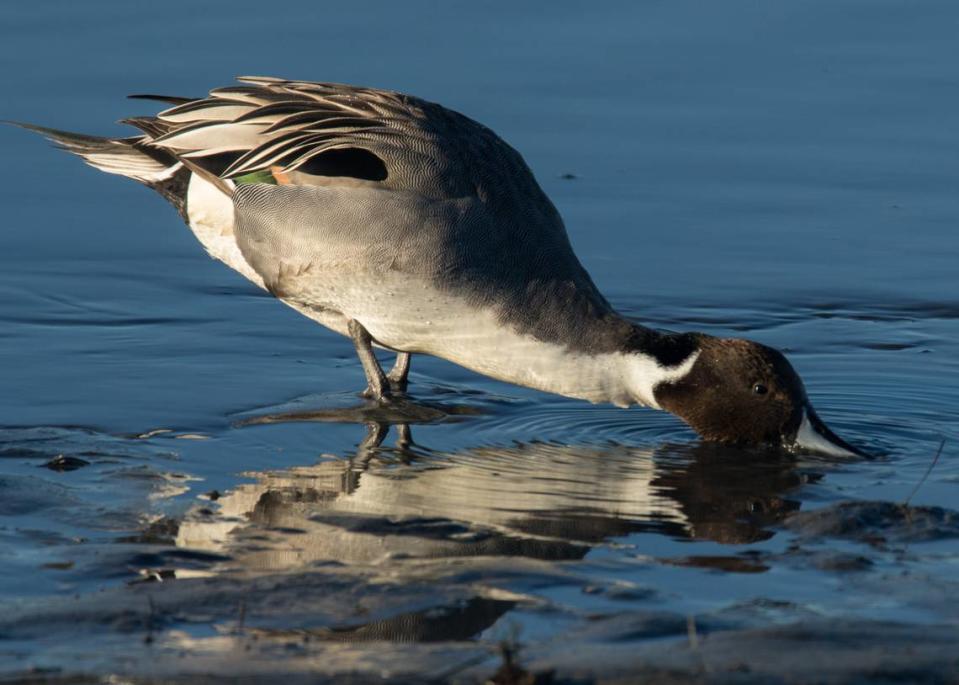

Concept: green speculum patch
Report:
left=232, top=169, right=277, bottom=185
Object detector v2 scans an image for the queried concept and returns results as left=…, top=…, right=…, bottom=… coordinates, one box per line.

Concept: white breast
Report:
left=283, top=270, right=697, bottom=408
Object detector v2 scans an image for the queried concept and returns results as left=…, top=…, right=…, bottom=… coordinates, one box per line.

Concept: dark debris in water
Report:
left=41, top=560, right=75, bottom=571
left=42, top=455, right=90, bottom=472
left=861, top=341, right=923, bottom=351
left=784, top=500, right=959, bottom=545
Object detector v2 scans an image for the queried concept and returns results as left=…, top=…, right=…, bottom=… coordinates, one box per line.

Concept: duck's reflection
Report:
left=178, top=423, right=817, bottom=570
left=174, top=422, right=819, bottom=643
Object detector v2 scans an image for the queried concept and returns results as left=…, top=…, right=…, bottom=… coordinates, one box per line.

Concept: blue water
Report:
left=1, top=1, right=958, bottom=680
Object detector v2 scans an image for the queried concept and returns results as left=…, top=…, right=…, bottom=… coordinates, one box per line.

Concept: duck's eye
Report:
left=752, top=383, right=768, bottom=396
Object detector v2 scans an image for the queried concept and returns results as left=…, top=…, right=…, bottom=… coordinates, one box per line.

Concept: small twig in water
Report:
left=486, top=623, right=553, bottom=685
left=236, top=599, right=246, bottom=635
left=144, top=595, right=157, bottom=645
left=903, top=438, right=946, bottom=507
left=686, top=614, right=699, bottom=650
left=687, top=614, right=709, bottom=674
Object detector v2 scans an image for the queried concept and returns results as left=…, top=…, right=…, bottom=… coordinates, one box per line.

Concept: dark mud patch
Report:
left=784, top=500, right=959, bottom=545
left=535, top=619, right=959, bottom=685
left=0, top=557, right=569, bottom=643
left=777, top=548, right=876, bottom=573
left=662, top=554, right=769, bottom=574
left=10, top=570, right=958, bottom=685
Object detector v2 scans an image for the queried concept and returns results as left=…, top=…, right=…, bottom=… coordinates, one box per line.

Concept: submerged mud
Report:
left=784, top=500, right=959, bottom=544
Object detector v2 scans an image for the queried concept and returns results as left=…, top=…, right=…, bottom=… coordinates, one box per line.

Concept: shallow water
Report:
left=1, top=1, right=958, bottom=681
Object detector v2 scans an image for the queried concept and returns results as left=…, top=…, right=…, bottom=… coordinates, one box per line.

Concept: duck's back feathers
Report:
left=147, top=77, right=549, bottom=206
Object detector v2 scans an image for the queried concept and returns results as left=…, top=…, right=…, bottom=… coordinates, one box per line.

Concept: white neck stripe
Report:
left=625, top=350, right=700, bottom=409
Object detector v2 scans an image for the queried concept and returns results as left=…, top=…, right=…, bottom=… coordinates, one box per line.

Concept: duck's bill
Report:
left=790, top=406, right=867, bottom=458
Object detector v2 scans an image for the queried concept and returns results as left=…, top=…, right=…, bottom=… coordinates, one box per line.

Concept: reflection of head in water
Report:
left=178, top=422, right=818, bottom=571
left=650, top=442, right=814, bottom=544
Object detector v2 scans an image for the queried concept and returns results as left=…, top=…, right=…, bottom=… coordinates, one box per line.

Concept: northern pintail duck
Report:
left=13, top=76, right=864, bottom=456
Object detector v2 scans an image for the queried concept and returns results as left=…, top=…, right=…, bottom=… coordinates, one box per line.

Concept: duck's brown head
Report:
left=654, top=336, right=865, bottom=456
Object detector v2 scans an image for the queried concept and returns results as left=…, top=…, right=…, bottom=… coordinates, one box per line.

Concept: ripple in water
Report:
left=469, top=396, right=695, bottom=447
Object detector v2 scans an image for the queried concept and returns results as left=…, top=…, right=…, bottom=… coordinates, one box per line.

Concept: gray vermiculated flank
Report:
left=223, top=79, right=696, bottom=364
left=233, top=182, right=695, bottom=365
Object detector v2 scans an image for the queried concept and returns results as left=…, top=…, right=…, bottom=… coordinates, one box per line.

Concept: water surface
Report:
left=1, top=1, right=958, bottom=681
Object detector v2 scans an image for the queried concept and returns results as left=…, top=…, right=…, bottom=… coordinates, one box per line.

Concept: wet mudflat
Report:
left=2, top=1, right=959, bottom=683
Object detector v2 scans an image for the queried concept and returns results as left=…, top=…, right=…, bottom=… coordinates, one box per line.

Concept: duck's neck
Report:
left=439, top=310, right=702, bottom=408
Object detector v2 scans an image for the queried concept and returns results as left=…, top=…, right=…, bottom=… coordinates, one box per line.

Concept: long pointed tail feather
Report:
left=5, top=120, right=181, bottom=184
left=7, top=120, right=191, bottom=218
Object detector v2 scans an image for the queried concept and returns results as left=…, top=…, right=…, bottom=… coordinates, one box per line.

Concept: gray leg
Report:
left=347, top=319, right=391, bottom=401
left=395, top=423, right=416, bottom=464
left=360, top=421, right=389, bottom=451
left=386, top=352, right=411, bottom=392
left=350, top=422, right=389, bottom=482
left=396, top=423, right=413, bottom=450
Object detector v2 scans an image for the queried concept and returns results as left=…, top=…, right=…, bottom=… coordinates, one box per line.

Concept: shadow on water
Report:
left=236, top=397, right=482, bottom=427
